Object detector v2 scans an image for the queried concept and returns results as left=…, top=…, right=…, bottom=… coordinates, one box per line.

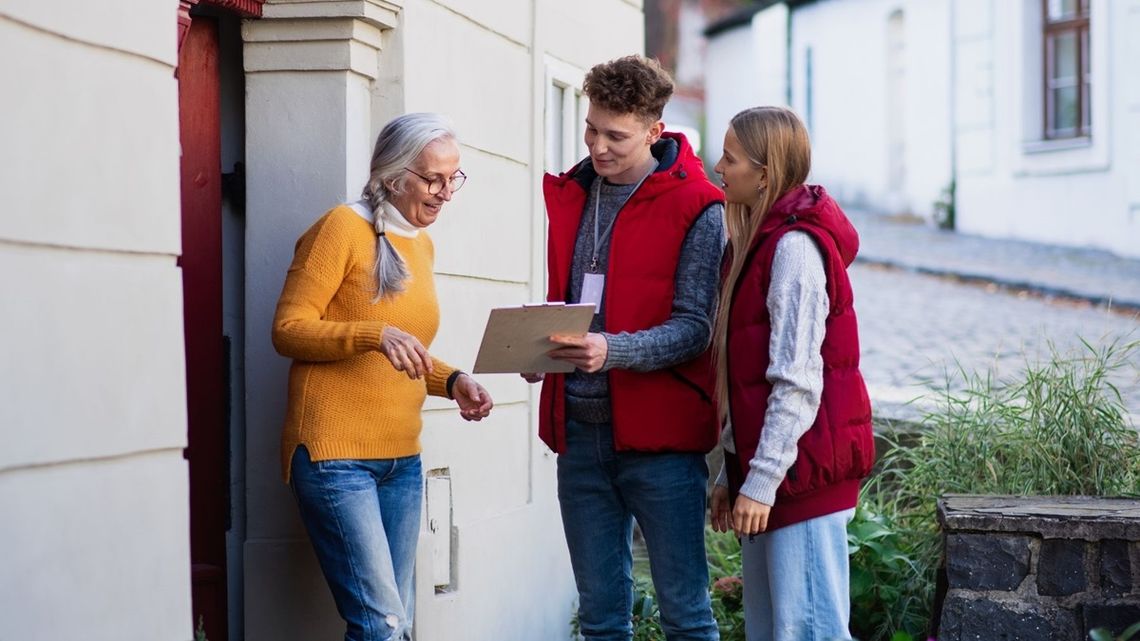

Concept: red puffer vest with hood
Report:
left=722, top=184, right=875, bottom=531
left=539, top=132, right=724, bottom=454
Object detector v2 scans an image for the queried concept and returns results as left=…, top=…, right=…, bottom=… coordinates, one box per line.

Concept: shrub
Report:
left=857, top=338, right=1140, bottom=641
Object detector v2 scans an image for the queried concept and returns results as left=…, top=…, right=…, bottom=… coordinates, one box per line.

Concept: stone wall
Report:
left=937, top=495, right=1140, bottom=641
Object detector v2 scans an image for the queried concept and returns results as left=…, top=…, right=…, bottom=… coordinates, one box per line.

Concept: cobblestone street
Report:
left=849, top=222, right=1140, bottom=422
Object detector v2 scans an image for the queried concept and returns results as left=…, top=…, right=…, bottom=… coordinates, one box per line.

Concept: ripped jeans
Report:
left=290, top=446, right=421, bottom=641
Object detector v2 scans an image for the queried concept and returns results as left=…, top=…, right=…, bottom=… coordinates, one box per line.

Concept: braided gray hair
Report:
left=361, top=113, right=458, bottom=301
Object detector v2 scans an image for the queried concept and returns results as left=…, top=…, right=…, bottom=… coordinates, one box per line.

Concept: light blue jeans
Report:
left=290, top=446, right=422, bottom=641
left=741, top=508, right=855, bottom=641
left=557, top=420, right=720, bottom=641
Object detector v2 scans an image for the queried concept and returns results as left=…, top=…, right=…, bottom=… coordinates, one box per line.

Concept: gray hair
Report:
left=361, top=112, right=458, bottom=301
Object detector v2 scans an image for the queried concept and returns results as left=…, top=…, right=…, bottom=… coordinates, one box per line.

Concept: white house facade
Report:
left=0, top=0, right=645, bottom=639
left=951, top=0, right=1140, bottom=259
left=703, top=0, right=1139, bottom=258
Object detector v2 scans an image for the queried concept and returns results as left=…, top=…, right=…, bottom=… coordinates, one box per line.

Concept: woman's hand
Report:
left=547, top=333, right=608, bottom=373
left=732, top=494, right=772, bottom=537
left=520, top=372, right=544, bottom=384
left=710, top=485, right=733, bottom=533
left=453, top=373, right=493, bottom=421
left=379, top=326, right=432, bottom=380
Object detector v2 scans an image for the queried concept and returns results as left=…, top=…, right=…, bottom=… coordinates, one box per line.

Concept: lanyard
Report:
left=590, top=158, right=659, bottom=272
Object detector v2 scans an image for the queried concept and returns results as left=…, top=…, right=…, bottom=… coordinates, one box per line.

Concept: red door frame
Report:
left=176, top=2, right=261, bottom=640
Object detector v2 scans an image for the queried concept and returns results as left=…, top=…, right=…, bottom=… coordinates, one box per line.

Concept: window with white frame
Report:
left=1042, top=0, right=1090, bottom=139
left=546, top=60, right=589, bottom=174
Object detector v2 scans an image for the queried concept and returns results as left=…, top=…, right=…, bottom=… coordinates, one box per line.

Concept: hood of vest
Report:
left=754, top=184, right=860, bottom=267
left=555, top=132, right=709, bottom=200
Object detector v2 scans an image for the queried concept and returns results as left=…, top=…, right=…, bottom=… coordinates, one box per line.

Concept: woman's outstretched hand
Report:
left=453, top=373, right=493, bottom=421
left=379, top=326, right=433, bottom=380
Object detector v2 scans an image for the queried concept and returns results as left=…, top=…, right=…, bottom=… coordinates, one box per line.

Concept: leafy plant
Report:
left=706, top=527, right=746, bottom=641
left=1090, top=621, right=1140, bottom=641
left=195, top=616, right=208, bottom=641
left=847, top=504, right=929, bottom=641
left=932, top=180, right=955, bottom=230
left=859, top=338, right=1140, bottom=641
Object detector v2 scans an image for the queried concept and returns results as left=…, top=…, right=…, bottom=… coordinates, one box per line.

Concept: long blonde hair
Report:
left=713, top=106, right=812, bottom=423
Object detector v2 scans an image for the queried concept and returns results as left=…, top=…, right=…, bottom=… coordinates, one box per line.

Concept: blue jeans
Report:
left=290, top=446, right=422, bottom=641
left=740, top=508, right=855, bottom=641
left=557, top=420, right=719, bottom=641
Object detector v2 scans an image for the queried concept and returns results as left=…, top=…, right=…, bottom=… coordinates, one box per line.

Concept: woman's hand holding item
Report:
left=520, top=372, right=544, bottom=384
left=710, top=485, right=733, bottom=533
left=732, top=494, right=772, bottom=537
left=547, top=333, right=608, bottom=373
left=379, top=326, right=433, bottom=380
left=452, top=373, right=493, bottom=421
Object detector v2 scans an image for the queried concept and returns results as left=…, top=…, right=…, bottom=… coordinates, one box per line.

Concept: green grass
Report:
left=855, top=337, right=1140, bottom=641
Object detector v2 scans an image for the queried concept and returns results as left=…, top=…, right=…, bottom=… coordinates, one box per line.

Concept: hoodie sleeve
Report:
left=601, top=203, right=725, bottom=371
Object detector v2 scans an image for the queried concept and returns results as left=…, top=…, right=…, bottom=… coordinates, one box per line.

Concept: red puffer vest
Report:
left=723, top=185, right=875, bottom=531
left=539, top=133, right=724, bottom=454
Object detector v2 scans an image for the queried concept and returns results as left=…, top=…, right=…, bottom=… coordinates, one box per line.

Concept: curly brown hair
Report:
left=583, top=55, right=674, bottom=123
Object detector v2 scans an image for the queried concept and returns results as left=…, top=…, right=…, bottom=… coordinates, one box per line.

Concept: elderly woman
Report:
left=272, top=112, right=493, bottom=641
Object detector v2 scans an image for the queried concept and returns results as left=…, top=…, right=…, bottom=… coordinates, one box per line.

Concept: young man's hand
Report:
left=547, top=333, right=608, bottom=373
left=710, top=486, right=733, bottom=533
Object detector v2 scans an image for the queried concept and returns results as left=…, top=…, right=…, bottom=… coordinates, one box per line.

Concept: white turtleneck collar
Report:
left=348, top=199, right=420, bottom=238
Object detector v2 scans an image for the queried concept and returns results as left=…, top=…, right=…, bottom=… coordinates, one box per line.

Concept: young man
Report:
left=525, top=55, right=725, bottom=641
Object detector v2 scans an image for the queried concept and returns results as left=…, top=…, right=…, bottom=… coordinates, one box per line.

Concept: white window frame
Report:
left=544, top=57, right=589, bottom=174
left=1012, top=0, right=1109, bottom=176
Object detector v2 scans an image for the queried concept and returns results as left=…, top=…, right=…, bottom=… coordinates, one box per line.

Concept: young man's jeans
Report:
left=741, top=508, right=855, bottom=641
left=557, top=420, right=720, bottom=641
left=290, top=446, right=422, bottom=641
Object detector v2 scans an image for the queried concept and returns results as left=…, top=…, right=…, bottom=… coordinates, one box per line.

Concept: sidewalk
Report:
left=846, top=210, right=1140, bottom=311
left=845, top=210, right=1140, bottom=427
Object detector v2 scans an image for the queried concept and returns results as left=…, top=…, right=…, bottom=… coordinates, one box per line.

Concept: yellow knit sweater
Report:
left=273, top=205, right=457, bottom=481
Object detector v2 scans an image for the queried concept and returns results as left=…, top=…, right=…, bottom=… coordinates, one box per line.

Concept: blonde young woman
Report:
left=272, top=113, right=493, bottom=641
left=709, top=106, right=875, bottom=641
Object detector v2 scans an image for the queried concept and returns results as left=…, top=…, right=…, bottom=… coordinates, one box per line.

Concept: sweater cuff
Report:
left=352, top=321, right=386, bottom=353
left=713, top=464, right=729, bottom=488
left=600, top=333, right=628, bottom=371
left=425, top=358, right=457, bottom=398
left=739, top=470, right=780, bottom=506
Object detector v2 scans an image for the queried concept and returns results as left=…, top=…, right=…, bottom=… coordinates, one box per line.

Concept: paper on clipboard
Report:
left=473, top=302, right=596, bottom=374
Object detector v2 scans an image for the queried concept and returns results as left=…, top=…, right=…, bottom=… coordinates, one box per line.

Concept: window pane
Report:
left=1051, top=31, right=1078, bottom=82
left=1052, top=86, right=1079, bottom=133
left=548, top=84, right=565, bottom=171
left=1082, top=81, right=1091, bottom=130
left=1081, top=29, right=1090, bottom=132
left=1047, top=0, right=1080, bottom=21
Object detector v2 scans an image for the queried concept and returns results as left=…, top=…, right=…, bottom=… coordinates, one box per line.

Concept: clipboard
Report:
left=473, top=303, right=596, bottom=374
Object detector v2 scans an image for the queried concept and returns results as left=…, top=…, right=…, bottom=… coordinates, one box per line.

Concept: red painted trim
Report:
left=179, top=17, right=228, bottom=641
left=179, top=0, right=263, bottom=56
left=202, top=0, right=264, bottom=17
left=177, top=0, right=197, bottom=53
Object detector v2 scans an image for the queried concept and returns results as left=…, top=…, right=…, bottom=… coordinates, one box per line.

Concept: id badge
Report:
left=581, top=273, right=605, bottom=313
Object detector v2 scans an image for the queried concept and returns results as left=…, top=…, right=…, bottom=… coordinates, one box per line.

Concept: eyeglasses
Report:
left=404, top=168, right=467, bottom=195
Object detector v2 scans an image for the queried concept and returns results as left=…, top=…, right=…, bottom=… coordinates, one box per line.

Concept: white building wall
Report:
left=703, top=4, right=789, bottom=167
left=243, top=1, right=644, bottom=640
left=953, top=0, right=1140, bottom=258
left=788, top=0, right=952, bottom=217
left=0, top=2, right=192, bottom=640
